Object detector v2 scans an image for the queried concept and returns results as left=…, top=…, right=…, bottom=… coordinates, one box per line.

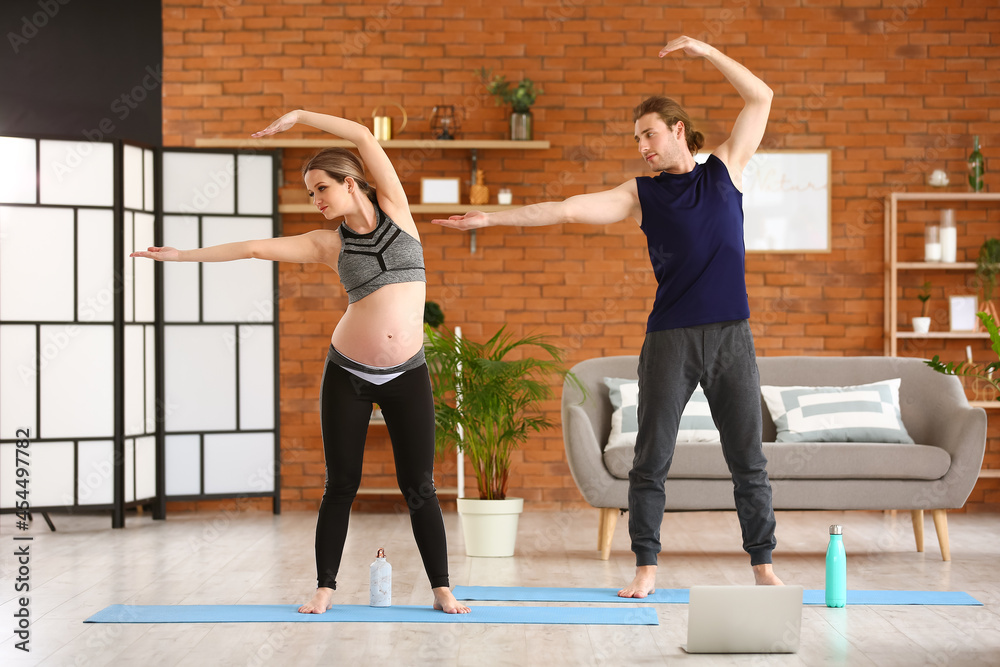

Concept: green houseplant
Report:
left=475, top=67, right=542, bottom=141
left=913, top=281, right=932, bottom=333
left=926, top=312, right=1000, bottom=402
left=976, top=238, right=1000, bottom=326
left=423, top=300, right=445, bottom=329
left=423, top=324, right=578, bottom=556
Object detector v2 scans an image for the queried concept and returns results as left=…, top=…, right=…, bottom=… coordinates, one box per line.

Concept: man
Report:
left=434, top=35, right=782, bottom=596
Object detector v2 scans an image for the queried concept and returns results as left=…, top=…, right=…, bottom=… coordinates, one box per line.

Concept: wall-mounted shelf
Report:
left=195, top=138, right=551, bottom=150
left=280, top=203, right=520, bottom=215
left=896, top=332, right=991, bottom=339
left=196, top=137, right=551, bottom=254
left=354, top=486, right=461, bottom=496
left=897, top=262, right=978, bottom=270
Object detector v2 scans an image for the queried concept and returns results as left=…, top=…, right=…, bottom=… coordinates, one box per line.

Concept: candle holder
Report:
left=925, top=224, right=942, bottom=262
left=430, top=105, right=460, bottom=140
left=940, top=209, right=957, bottom=263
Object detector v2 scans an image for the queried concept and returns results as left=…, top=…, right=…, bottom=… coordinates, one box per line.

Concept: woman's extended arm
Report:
left=130, top=230, right=340, bottom=267
left=253, top=110, right=408, bottom=213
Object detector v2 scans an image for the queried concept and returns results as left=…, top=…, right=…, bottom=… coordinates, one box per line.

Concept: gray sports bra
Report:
left=337, top=201, right=425, bottom=303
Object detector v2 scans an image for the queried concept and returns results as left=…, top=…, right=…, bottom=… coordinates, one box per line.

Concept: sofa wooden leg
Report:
left=931, top=509, right=951, bottom=561
left=910, top=510, right=924, bottom=553
left=598, top=508, right=617, bottom=561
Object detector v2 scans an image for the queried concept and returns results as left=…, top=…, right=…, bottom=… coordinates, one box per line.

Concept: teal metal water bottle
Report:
left=825, top=525, right=846, bottom=608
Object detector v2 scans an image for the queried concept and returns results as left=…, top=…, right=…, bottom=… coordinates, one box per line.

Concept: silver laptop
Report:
left=683, top=585, right=804, bottom=654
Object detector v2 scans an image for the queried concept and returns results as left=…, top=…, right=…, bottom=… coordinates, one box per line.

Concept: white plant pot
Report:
left=456, top=497, right=524, bottom=557
left=912, top=317, right=931, bottom=334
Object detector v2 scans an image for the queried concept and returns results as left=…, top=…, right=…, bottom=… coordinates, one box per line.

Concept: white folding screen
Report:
left=161, top=149, right=279, bottom=506
left=0, top=137, right=159, bottom=526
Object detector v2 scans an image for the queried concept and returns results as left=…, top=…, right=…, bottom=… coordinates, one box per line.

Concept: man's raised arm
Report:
left=661, top=36, right=772, bottom=179
left=432, top=180, right=641, bottom=230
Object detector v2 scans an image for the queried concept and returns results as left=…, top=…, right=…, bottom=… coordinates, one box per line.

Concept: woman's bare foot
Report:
left=618, top=565, right=657, bottom=598
left=432, top=587, right=471, bottom=614
left=298, top=587, right=334, bottom=614
left=753, top=563, right=784, bottom=586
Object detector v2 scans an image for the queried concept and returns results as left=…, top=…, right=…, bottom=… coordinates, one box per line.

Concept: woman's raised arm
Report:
left=253, top=110, right=408, bottom=212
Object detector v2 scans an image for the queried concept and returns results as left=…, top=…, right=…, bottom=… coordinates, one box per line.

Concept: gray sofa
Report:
left=561, top=356, right=987, bottom=561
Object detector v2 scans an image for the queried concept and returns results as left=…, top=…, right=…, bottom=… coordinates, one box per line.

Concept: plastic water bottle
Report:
left=370, top=548, right=391, bottom=607
left=825, top=525, right=846, bottom=608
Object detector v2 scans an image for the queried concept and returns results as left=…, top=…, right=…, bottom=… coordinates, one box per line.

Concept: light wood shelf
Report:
left=978, top=469, right=1000, bottom=478
left=890, top=192, right=1000, bottom=202
left=970, top=401, right=1000, bottom=409
left=884, top=192, right=1000, bottom=356
left=194, top=138, right=551, bottom=150
left=280, top=203, right=520, bottom=215
left=896, top=332, right=990, bottom=339
left=896, top=262, right=978, bottom=270
left=355, top=487, right=461, bottom=496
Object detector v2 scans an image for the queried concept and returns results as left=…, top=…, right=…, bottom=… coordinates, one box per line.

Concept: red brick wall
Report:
left=162, top=0, right=1000, bottom=514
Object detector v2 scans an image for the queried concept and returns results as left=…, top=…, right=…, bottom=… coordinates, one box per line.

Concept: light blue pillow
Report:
left=603, top=378, right=720, bottom=448
left=760, top=379, right=914, bottom=444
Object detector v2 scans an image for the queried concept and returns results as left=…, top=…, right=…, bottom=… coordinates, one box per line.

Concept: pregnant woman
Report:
left=132, top=109, right=469, bottom=614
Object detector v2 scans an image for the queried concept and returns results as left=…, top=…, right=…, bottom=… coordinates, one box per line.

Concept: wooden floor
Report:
left=2, top=507, right=999, bottom=666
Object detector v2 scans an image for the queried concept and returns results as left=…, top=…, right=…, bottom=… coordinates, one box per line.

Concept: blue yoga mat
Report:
left=452, top=586, right=982, bottom=606
left=84, top=604, right=658, bottom=625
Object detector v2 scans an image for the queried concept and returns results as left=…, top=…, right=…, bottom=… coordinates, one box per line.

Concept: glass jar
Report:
left=924, top=224, right=942, bottom=262
left=497, top=188, right=512, bottom=206
left=939, top=209, right=957, bottom=263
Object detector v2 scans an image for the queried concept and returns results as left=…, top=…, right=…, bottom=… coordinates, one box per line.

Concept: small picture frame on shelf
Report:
left=420, top=177, right=460, bottom=204
left=949, top=295, right=978, bottom=331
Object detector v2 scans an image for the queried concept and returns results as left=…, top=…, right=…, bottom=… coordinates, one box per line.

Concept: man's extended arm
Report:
left=432, top=180, right=640, bottom=230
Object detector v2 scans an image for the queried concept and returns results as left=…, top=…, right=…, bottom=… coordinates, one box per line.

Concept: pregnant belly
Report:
left=330, top=283, right=425, bottom=367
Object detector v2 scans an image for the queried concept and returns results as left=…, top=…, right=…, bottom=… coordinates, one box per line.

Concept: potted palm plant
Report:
left=423, top=324, right=576, bottom=556
left=476, top=67, right=542, bottom=141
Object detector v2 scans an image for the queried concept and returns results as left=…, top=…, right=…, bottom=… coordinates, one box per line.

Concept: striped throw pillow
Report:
left=760, top=379, right=914, bottom=444
left=603, top=378, right=720, bottom=449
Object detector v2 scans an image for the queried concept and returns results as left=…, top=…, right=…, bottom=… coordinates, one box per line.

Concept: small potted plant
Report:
left=475, top=67, right=542, bottom=141
left=424, top=324, right=577, bottom=556
left=976, top=238, right=1000, bottom=328
left=913, top=281, right=932, bottom=334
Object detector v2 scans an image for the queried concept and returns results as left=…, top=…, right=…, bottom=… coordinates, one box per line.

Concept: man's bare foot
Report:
left=618, top=565, right=657, bottom=598
left=432, top=587, right=471, bottom=614
left=753, top=563, right=784, bottom=586
left=298, top=587, right=334, bottom=614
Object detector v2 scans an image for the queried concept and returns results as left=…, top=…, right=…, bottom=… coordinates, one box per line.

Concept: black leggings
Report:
left=316, top=358, right=450, bottom=590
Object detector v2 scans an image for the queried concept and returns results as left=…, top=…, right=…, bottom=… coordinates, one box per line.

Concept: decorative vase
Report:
left=912, top=317, right=931, bottom=334
left=510, top=111, right=532, bottom=141
left=469, top=169, right=489, bottom=206
left=456, top=497, right=523, bottom=557
left=968, top=135, right=985, bottom=192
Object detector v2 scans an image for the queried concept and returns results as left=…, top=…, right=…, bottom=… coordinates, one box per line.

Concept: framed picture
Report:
left=420, top=177, right=460, bottom=204
left=949, top=295, right=978, bottom=332
left=695, top=149, right=832, bottom=253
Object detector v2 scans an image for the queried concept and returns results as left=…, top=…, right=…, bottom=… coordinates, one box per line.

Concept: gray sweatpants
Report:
left=628, top=319, right=777, bottom=567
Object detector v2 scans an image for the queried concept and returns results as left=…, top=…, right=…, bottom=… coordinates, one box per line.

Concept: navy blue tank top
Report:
left=636, top=154, right=750, bottom=332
